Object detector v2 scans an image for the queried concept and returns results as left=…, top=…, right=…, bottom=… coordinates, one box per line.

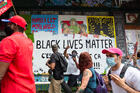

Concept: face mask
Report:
left=106, top=57, right=116, bottom=67
left=72, top=53, right=77, bottom=58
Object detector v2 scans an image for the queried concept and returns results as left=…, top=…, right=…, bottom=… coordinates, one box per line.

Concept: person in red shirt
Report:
left=0, top=15, right=36, bottom=93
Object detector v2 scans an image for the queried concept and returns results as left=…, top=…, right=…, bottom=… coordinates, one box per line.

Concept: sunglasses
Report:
left=7, top=22, right=13, bottom=25
left=7, top=22, right=16, bottom=26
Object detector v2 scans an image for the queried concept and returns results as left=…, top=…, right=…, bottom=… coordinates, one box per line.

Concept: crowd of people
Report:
left=0, top=15, right=140, bottom=93
left=47, top=44, right=140, bottom=93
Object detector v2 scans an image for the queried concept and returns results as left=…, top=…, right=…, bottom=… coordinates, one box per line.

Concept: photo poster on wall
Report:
left=59, top=15, right=88, bottom=36
left=125, top=13, right=140, bottom=25
left=31, top=15, right=117, bottom=80
left=125, top=30, right=139, bottom=55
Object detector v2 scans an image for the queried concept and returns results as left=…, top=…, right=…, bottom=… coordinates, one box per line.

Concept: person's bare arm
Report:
left=110, top=74, right=140, bottom=93
left=64, top=46, right=69, bottom=59
left=46, top=59, right=55, bottom=70
left=0, top=62, right=10, bottom=93
left=76, top=69, right=92, bottom=93
left=46, top=62, right=55, bottom=70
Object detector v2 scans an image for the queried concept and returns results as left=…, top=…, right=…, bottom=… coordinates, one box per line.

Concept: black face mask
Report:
left=5, top=26, right=14, bottom=36
left=71, top=53, right=77, bottom=58
left=137, top=53, right=140, bottom=57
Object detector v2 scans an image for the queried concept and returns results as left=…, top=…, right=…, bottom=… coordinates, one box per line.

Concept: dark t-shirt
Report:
left=50, top=52, right=64, bottom=80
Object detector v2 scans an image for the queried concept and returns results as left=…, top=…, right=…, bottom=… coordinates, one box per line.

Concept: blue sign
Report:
left=31, top=15, right=58, bottom=34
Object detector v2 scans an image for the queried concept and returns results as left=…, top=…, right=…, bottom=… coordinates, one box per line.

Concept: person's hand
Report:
left=66, top=46, right=70, bottom=49
left=102, top=75, right=109, bottom=85
left=102, top=75, right=112, bottom=91
left=110, top=74, right=126, bottom=88
left=132, top=54, right=137, bottom=66
left=132, top=54, right=137, bottom=61
left=72, top=57, right=76, bottom=62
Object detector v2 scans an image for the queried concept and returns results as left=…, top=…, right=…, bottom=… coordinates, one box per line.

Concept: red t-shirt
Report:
left=0, top=32, right=36, bottom=93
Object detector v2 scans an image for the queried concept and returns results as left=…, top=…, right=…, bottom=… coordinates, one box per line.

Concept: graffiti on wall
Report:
left=35, top=0, right=139, bottom=8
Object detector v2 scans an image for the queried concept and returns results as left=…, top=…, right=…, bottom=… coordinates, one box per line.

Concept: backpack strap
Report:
left=119, top=64, right=129, bottom=78
left=54, top=53, right=63, bottom=67
left=55, top=52, right=68, bottom=72
left=107, top=69, right=112, bottom=87
left=108, top=64, right=129, bottom=85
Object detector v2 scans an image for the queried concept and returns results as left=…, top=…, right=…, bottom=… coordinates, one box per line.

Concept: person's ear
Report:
left=118, top=56, right=122, bottom=60
left=13, top=25, right=17, bottom=30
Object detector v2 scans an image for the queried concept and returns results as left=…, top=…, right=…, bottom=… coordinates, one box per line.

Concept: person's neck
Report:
left=111, top=62, right=121, bottom=71
left=14, top=30, right=20, bottom=33
left=54, top=51, right=58, bottom=53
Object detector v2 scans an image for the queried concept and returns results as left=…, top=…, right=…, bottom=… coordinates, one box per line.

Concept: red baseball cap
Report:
left=102, top=47, right=123, bottom=56
left=1, top=15, right=27, bottom=30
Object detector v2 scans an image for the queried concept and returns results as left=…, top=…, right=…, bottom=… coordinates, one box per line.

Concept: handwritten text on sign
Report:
left=31, top=15, right=58, bottom=34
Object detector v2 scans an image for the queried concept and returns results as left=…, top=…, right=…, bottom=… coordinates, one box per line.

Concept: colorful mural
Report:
left=20, top=14, right=117, bottom=82
left=60, top=16, right=87, bottom=36
left=87, top=16, right=116, bottom=38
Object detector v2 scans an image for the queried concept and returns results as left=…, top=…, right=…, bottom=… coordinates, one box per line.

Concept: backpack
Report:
left=55, top=53, right=68, bottom=72
left=87, top=70, right=108, bottom=93
left=94, top=71, right=108, bottom=93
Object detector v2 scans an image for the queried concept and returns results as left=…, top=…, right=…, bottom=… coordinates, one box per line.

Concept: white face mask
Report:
left=106, top=57, right=117, bottom=67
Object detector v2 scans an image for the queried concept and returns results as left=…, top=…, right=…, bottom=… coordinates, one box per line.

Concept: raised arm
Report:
left=132, top=55, right=140, bottom=69
left=64, top=46, right=70, bottom=59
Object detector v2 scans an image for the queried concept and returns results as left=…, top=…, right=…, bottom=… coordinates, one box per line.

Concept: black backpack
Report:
left=55, top=53, right=68, bottom=72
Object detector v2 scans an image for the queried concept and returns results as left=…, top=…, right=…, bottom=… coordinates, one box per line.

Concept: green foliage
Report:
left=20, top=15, right=34, bottom=42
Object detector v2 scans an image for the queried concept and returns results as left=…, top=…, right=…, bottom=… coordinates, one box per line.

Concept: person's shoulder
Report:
left=27, top=38, right=33, bottom=43
left=3, top=33, right=21, bottom=41
left=84, top=69, right=93, bottom=77
left=85, top=68, right=93, bottom=73
left=51, top=52, right=59, bottom=58
left=125, top=65, right=140, bottom=79
left=51, top=53, right=56, bottom=57
left=57, top=52, right=62, bottom=55
left=1, top=36, right=14, bottom=43
left=127, top=66, right=140, bottom=73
